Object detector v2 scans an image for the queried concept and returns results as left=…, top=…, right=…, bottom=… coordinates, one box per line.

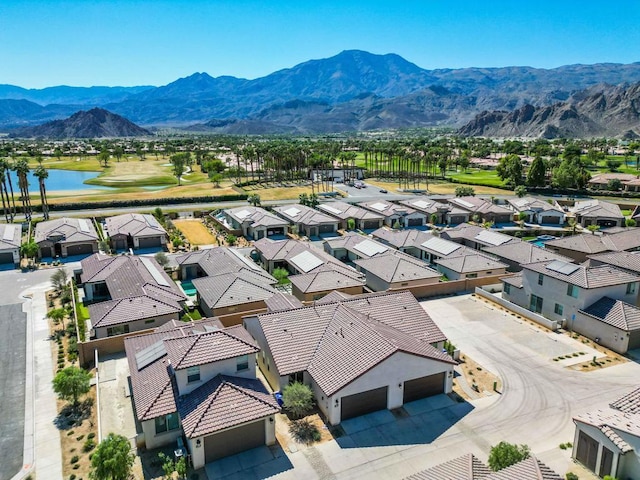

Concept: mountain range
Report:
left=2, top=50, right=640, bottom=135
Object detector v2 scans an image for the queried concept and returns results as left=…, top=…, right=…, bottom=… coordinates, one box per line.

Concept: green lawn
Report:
left=447, top=169, right=507, bottom=187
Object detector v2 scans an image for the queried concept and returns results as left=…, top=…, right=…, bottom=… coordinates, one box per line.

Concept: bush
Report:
left=83, top=438, right=96, bottom=452
left=70, top=455, right=79, bottom=464
left=488, top=441, right=530, bottom=471
left=282, top=382, right=314, bottom=419
left=566, top=473, right=579, bottom=480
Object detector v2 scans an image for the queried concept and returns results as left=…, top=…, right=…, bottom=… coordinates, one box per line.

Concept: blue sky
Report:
left=2, top=0, right=639, bottom=88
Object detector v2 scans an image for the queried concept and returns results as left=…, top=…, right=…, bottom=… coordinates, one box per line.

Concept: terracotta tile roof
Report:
left=289, top=264, right=365, bottom=294
left=273, top=204, right=338, bottom=226
left=404, top=453, right=491, bottom=480
left=354, top=251, right=441, bottom=283
left=105, top=213, right=167, bottom=238
left=602, top=229, right=640, bottom=251
left=177, top=247, right=275, bottom=282
left=483, top=242, right=573, bottom=265
left=588, top=251, right=640, bottom=273
left=314, top=290, right=354, bottom=304
left=610, top=386, right=640, bottom=415
left=89, top=295, right=182, bottom=328
left=570, top=199, right=623, bottom=219
left=398, top=198, right=452, bottom=215
left=324, top=233, right=389, bottom=258
left=178, top=374, right=280, bottom=439
left=447, top=197, right=513, bottom=216
left=484, top=457, right=562, bottom=480
left=506, top=197, right=564, bottom=213
left=256, top=291, right=449, bottom=381
left=579, top=297, right=640, bottom=332
left=34, top=217, right=99, bottom=244
left=523, top=260, right=640, bottom=289
left=264, top=292, right=304, bottom=312
left=544, top=234, right=611, bottom=254
left=317, top=201, right=384, bottom=221
left=357, top=200, right=420, bottom=218
left=372, top=227, right=434, bottom=249
left=164, top=329, right=259, bottom=370
left=435, top=253, right=507, bottom=274
left=501, top=273, right=523, bottom=288
left=224, top=206, right=288, bottom=228
left=441, top=223, right=519, bottom=247
left=192, top=273, right=277, bottom=309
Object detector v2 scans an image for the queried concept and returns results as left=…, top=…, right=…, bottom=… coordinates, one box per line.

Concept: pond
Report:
left=7, top=169, right=107, bottom=192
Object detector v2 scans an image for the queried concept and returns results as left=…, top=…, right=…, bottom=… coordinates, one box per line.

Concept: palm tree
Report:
left=15, top=158, right=32, bottom=221
left=0, top=158, right=16, bottom=220
left=34, top=165, right=49, bottom=220
left=0, top=169, right=10, bottom=222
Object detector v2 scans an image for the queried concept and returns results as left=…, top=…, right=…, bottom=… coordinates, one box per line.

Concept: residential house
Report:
left=575, top=297, right=640, bottom=353
left=289, top=263, right=366, bottom=301
left=501, top=259, right=640, bottom=326
left=125, top=319, right=280, bottom=468
left=273, top=204, right=338, bottom=237
left=405, top=453, right=562, bottom=480
left=434, top=253, right=507, bottom=281
left=316, top=201, right=384, bottom=231
left=263, top=292, right=304, bottom=312
left=587, top=251, right=640, bottom=275
left=482, top=242, right=574, bottom=272
left=308, top=167, right=364, bottom=182
left=104, top=213, right=168, bottom=251
left=572, top=386, right=640, bottom=479
left=177, top=247, right=274, bottom=284
left=0, top=223, right=21, bottom=266
left=588, top=173, right=638, bottom=190
left=505, top=197, right=565, bottom=224
left=219, top=206, right=288, bottom=240
left=353, top=250, right=441, bottom=291
left=398, top=197, right=469, bottom=225
left=545, top=229, right=640, bottom=263
left=446, top=196, right=514, bottom=224
left=440, top=223, right=520, bottom=251
left=244, top=291, right=454, bottom=425
left=371, top=228, right=434, bottom=259
left=417, top=236, right=478, bottom=265
left=357, top=200, right=427, bottom=228
left=35, top=217, right=99, bottom=258
left=569, top=200, right=624, bottom=228
left=324, top=232, right=392, bottom=262
left=79, top=253, right=187, bottom=338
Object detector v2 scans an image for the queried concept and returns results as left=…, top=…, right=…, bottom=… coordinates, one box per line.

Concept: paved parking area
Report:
left=0, top=304, right=26, bottom=480
left=97, top=353, right=137, bottom=444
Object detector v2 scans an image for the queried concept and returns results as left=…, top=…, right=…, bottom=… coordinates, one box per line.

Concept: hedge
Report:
left=41, top=194, right=248, bottom=212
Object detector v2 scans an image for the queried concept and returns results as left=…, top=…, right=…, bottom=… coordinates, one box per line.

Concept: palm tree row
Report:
left=0, top=157, right=49, bottom=223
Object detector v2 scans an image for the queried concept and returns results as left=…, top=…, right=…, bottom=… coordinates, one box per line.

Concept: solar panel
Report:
left=353, top=239, right=388, bottom=257
left=140, top=256, right=170, bottom=286
left=475, top=230, right=512, bottom=246
left=284, top=207, right=301, bottom=217
left=546, top=260, right=580, bottom=275
left=78, top=218, right=91, bottom=233
left=412, top=200, right=432, bottom=210
left=235, top=209, right=251, bottom=220
left=2, top=224, right=16, bottom=241
left=319, top=204, right=342, bottom=215
left=290, top=250, right=324, bottom=273
left=369, top=202, right=388, bottom=212
left=135, top=340, right=166, bottom=370
left=456, top=199, right=476, bottom=209
left=421, top=237, right=460, bottom=256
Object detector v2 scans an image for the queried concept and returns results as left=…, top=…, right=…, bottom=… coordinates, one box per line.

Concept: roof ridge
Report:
left=186, top=378, right=225, bottom=437
left=223, top=377, right=277, bottom=410
left=92, top=297, right=125, bottom=326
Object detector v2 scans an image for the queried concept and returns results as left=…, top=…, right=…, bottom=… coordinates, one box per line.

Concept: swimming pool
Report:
left=181, top=280, right=197, bottom=296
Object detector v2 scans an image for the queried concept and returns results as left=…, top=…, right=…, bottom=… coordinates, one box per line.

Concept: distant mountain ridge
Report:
left=2, top=50, right=640, bottom=133
left=458, top=83, right=640, bottom=138
left=9, top=108, right=150, bottom=139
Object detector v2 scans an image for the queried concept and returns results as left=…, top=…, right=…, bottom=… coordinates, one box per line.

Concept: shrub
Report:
left=282, top=382, right=314, bottom=419
left=488, top=441, right=530, bottom=471
left=83, top=438, right=96, bottom=452
left=87, top=432, right=95, bottom=440
left=566, top=473, right=579, bottom=480
left=70, top=455, right=79, bottom=464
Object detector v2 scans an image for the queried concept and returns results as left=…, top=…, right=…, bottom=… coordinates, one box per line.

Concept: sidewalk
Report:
left=13, top=282, right=63, bottom=480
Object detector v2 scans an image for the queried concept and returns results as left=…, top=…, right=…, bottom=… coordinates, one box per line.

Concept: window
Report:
left=187, top=366, right=200, bottom=383
left=486, top=271, right=492, bottom=275
left=503, top=283, right=511, bottom=294
left=627, top=282, right=638, bottom=294
left=466, top=273, right=478, bottom=279
left=155, top=413, right=179, bottom=434
left=106, top=324, right=130, bottom=337
left=538, top=273, right=544, bottom=286
left=530, top=294, right=543, bottom=314
left=145, top=319, right=156, bottom=324
left=567, top=284, right=579, bottom=298
left=236, top=355, right=249, bottom=372
left=554, top=303, right=564, bottom=316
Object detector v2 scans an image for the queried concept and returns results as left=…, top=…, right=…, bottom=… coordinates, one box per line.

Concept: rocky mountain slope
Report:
left=458, top=83, right=640, bottom=138
left=9, top=108, right=151, bottom=138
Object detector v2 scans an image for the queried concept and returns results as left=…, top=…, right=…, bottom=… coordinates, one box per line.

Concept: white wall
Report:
left=315, top=351, right=453, bottom=425
left=573, top=312, right=631, bottom=353
left=141, top=418, right=182, bottom=450
left=244, top=316, right=283, bottom=391
left=175, top=354, right=257, bottom=396
left=94, top=312, right=179, bottom=339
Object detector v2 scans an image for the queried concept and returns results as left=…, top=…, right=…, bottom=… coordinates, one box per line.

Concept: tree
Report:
left=98, top=151, right=110, bottom=168
left=20, top=240, right=38, bottom=260
left=455, top=186, right=475, bottom=197
left=90, top=433, right=135, bottom=480
left=282, top=382, right=314, bottom=419
left=496, top=154, right=523, bottom=186
left=15, top=158, right=32, bottom=221
left=552, top=158, right=590, bottom=189
left=606, top=158, right=622, bottom=172
left=514, top=185, right=527, bottom=198
left=346, top=218, right=356, bottom=230
left=33, top=165, right=49, bottom=220
left=52, top=366, right=91, bottom=407
left=607, top=178, right=622, bottom=191
left=273, top=267, right=290, bottom=285
left=226, top=234, right=237, bottom=246
left=47, top=307, right=68, bottom=326
left=487, top=441, right=530, bottom=471
left=51, top=268, right=69, bottom=291
left=158, top=452, right=187, bottom=479
left=625, top=218, right=637, bottom=227
left=209, top=172, right=224, bottom=188
left=526, top=156, right=546, bottom=187
left=170, top=153, right=188, bottom=186
left=587, top=224, right=600, bottom=234
left=248, top=193, right=261, bottom=206
left=154, top=252, right=169, bottom=267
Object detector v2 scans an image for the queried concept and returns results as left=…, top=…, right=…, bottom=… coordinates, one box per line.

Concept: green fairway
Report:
left=448, top=169, right=507, bottom=187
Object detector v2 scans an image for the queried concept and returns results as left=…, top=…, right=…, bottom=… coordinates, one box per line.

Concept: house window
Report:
left=554, top=303, right=564, bottom=316
left=627, top=282, right=638, bottom=294
left=236, top=355, right=249, bottom=372
left=466, top=273, right=478, bottom=279
left=538, top=273, right=544, bottom=286
left=106, top=325, right=130, bottom=337
left=503, top=283, right=511, bottom=294
left=567, top=284, right=579, bottom=298
left=145, top=319, right=156, bottom=324
left=187, top=366, right=200, bottom=383
left=155, top=413, right=179, bottom=434
left=530, top=294, right=543, bottom=314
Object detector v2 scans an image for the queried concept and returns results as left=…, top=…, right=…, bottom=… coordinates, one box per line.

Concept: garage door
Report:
left=138, top=236, right=162, bottom=248
left=66, top=243, right=94, bottom=256
left=362, top=220, right=380, bottom=230
left=407, top=217, right=423, bottom=227
left=576, top=430, right=598, bottom=471
left=403, top=372, right=445, bottom=403
left=0, top=252, right=14, bottom=264
left=267, top=227, right=285, bottom=236
left=114, top=239, right=127, bottom=250
left=40, top=247, right=52, bottom=258
left=319, top=224, right=335, bottom=233
left=540, top=216, right=560, bottom=224
left=340, top=386, right=388, bottom=421
left=204, top=419, right=265, bottom=463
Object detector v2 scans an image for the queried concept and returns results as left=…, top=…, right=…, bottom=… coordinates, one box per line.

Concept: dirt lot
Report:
left=173, top=219, right=217, bottom=245
left=453, top=353, right=501, bottom=400
left=366, top=178, right=512, bottom=196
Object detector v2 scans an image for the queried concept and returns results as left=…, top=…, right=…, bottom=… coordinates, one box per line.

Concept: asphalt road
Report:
left=0, top=303, right=27, bottom=480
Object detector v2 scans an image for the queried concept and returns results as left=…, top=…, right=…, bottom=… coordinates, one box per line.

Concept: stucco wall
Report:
left=437, top=264, right=506, bottom=281
left=174, top=354, right=257, bottom=396
left=142, top=418, right=182, bottom=450
left=573, top=312, right=631, bottom=353
left=94, top=312, right=178, bottom=339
